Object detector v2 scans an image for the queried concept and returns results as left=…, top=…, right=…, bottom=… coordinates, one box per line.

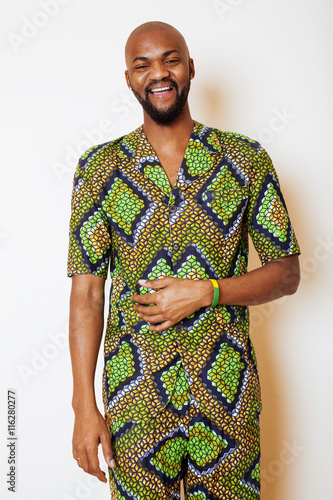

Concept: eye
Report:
left=134, top=64, right=148, bottom=70
left=165, top=59, right=179, bottom=65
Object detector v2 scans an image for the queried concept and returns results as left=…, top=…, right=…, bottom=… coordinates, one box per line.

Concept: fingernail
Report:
left=110, top=459, right=116, bottom=468
left=138, top=279, right=147, bottom=286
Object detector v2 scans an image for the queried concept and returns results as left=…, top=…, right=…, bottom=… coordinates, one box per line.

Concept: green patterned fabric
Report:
left=67, top=121, right=300, bottom=499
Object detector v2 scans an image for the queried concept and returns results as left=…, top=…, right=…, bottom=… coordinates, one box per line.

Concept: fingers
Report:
left=100, top=426, right=116, bottom=470
left=73, top=441, right=107, bottom=483
left=133, top=303, right=172, bottom=324
left=134, top=304, right=159, bottom=316
left=72, top=409, right=115, bottom=483
left=132, top=299, right=177, bottom=329
left=132, top=277, right=176, bottom=303
left=131, top=294, right=157, bottom=305
left=132, top=277, right=194, bottom=330
left=138, top=278, right=170, bottom=289
left=133, top=299, right=165, bottom=324
left=149, top=320, right=174, bottom=332
left=73, top=448, right=88, bottom=472
left=86, top=448, right=108, bottom=483
left=143, top=314, right=165, bottom=324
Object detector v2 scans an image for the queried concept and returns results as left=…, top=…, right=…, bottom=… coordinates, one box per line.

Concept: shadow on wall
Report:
left=249, top=292, right=289, bottom=500
left=249, top=173, right=305, bottom=500
left=200, top=85, right=223, bottom=123
left=248, top=174, right=304, bottom=500
left=191, top=83, right=232, bottom=131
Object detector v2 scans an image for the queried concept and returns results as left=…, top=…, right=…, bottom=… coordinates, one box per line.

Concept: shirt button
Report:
left=169, top=204, right=177, bottom=213
left=175, top=322, right=183, bottom=333
left=172, top=244, right=180, bottom=252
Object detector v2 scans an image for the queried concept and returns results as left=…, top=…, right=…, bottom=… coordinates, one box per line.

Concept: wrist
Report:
left=72, top=401, right=99, bottom=416
left=72, top=392, right=98, bottom=414
left=200, top=279, right=217, bottom=308
left=209, top=279, right=220, bottom=308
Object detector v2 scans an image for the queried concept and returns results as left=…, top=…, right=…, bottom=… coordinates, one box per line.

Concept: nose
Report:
left=148, top=61, right=170, bottom=81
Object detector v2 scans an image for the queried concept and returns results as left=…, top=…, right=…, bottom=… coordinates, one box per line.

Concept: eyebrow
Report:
left=132, top=49, right=181, bottom=64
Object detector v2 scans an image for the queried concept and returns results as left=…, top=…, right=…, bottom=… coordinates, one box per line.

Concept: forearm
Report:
left=132, top=256, right=300, bottom=332
left=69, top=276, right=105, bottom=412
left=203, top=255, right=300, bottom=307
left=69, top=275, right=115, bottom=479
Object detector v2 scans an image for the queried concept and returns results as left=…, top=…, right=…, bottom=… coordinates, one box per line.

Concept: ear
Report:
left=125, top=70, right=131, bottom=89
left=189, top=58, right=195, bottom=80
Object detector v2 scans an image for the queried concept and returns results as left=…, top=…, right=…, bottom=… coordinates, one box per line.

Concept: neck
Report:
left=142, top=105, right=194, bottom=149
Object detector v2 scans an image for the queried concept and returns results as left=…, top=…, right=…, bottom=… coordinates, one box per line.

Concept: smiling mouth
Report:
left=150, top=86, right=174, bottom=94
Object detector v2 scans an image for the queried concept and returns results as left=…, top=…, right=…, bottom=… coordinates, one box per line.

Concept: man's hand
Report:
left=131, top=277, right=213, bottom=332
left=131, top=256, right=300, bottom=332
left=72, top=406, right=115, bottom=483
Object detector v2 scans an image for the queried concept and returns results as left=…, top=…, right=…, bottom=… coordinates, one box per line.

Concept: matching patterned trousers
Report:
left=108, top=369, right=260, bottom=500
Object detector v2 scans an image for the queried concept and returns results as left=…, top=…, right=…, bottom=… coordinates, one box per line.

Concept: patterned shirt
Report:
left=67, top=121, right=300, bottom=431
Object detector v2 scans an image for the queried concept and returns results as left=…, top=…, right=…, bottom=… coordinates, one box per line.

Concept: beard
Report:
left=131, top=78, right=191, bottom=126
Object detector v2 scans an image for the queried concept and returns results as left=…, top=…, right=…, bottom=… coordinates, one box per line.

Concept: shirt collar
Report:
left=120, top=121, right=222, bottom=160
left=119, top=121, right=223, bottom=190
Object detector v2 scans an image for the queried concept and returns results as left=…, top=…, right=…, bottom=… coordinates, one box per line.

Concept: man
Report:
left=68, top=21, right=300, bottom=500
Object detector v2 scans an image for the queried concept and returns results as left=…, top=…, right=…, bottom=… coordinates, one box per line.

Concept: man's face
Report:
left=125, top=29, right=194, bottom=125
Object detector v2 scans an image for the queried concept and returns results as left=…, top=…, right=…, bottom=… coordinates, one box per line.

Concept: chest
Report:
left=153, top=148, right=186, bottom=189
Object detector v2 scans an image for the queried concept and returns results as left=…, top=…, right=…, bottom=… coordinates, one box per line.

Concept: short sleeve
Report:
left=246, top=147, right=300, bottom=265
left=67, top=161, right=112, bottom=278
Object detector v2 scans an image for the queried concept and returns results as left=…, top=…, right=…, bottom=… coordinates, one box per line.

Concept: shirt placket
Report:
left=169, top=180, right=190, bottom=344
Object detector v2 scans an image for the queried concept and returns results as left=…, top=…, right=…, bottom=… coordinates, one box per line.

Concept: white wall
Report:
left=1, top=1, right=332, bottom=499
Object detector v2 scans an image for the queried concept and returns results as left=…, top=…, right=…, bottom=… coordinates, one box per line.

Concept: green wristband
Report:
left=209, top=279, right=219, bottom=309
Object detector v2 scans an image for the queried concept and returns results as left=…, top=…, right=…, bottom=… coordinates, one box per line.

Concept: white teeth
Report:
left=150, top=87, right=172, bottom=93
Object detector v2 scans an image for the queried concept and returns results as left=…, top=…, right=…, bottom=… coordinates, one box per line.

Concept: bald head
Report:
left=124, top=21, right=194, bottom=126
left=125, top=22, right=190, bottom=69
